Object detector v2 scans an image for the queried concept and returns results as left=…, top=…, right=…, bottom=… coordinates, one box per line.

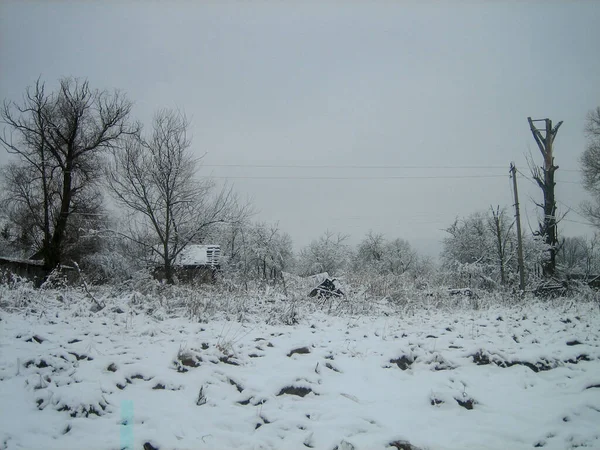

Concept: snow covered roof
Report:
left=176, top=244, right=220, bottom=266
left=308, top=272, right=331, bottom=286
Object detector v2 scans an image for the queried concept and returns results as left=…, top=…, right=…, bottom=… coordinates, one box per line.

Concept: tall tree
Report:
left=528, top=116, right=563, bottom=277
left=0, top=77, right=134, bottom=270
left=105, top=109, right=246, bottom=284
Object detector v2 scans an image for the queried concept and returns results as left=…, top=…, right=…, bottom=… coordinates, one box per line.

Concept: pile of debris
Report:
left=308, top=273, right=345, bottom=299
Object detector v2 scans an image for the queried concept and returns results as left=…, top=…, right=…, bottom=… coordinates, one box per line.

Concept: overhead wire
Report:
left=563, top=218, right=596, bottom=227
left=511, top=168, right=541, bottom=233
left=203, top=162, right=594, bottom=232
left=202, top=163, right=581, bottom=183
left=203, top=163, right=507, bottom=170
left=204, top=174, right=506, bottom=180
left=515, top=168, right=539, bottom=186
left=515, top=168, right=581, bottom=187
left=556, top=200, right=592, bottom=222
left=203, top=163, right=583, bottom=171
left=513, top=168, right=594, bottom=232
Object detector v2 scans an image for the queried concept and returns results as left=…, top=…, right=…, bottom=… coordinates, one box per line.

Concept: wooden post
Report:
left=510, top=163, right=526, bottom=292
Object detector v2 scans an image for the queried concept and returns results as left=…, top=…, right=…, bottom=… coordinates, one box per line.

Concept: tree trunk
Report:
left=543, top=165, right=558, bottom=277
left=45, top=158, right=74, bottom=271
left=528, top=117, right=562, bottom=278
left=163, top=243, right=175, bottom=284
left=491, top=208, right=506, bottom=285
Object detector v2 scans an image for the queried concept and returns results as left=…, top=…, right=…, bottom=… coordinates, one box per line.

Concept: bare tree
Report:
left=354, top=231, right=417, bottom=276
left=383, top=238, right=417, bottom=275
left=246, top=222, right=294, bottom=281
left=527, top=117, right=563, bottom=277
left=355, top=231, right=386, bottom=272
left=557, top=236, right=589, bottom=277
left=219, top=221, right=294, bottom=285
left=488, top=206, right=516, bottom=285
left=297, top=230, right=351, bottom=277
left=442, top=208, right=519, bottom=289
left=581, top=107, right=600, bottom=225
left=105, top=109, right=246, bottom=283
left=0, top=77, right=135, bottom=270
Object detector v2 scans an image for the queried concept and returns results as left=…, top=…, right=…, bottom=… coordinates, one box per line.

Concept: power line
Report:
left=204, top=174, right=506, bottom=180
left=554, top=180, right=582, bottom=185
left=515, top=169, right=580, bottom=186
left=515, top=170, right=589, bottom=222
left=556, top=200, right=589, bottom=221
left=515, top=169, right=538, bottom=186
left=563, top=218, right=596, bottom=227
left=329, top=215, right=451, bottom=224
left=203, top=163, right=507, bottom=170
left=204, top=163, right=583, bottom=172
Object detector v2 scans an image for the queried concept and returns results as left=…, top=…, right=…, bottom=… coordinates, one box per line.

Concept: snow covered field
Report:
left=1, top=290, right=599, bottom=450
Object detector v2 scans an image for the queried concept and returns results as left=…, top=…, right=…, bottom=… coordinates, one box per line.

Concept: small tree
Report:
left=246, top=222, right=294, bottom=281
left=354, top=231, right=386, bottom=274
left=488, top=206, right=516, bottom=285
left=0, top=77, right=134, bottom=270
left=556, top=235, right=600, bottom=279
left=441, top=208, right=518, bottom=289
left=350, top=231, right=422, bottom=300
left=105, top=109, right=245, bottom=283
left=297, top=230, right=351, bottom=277
left=221, top=221, right=294, bottom=285
left=382, top=238, right=418, bottom=276
left=354, top=231, right=417, bottom=276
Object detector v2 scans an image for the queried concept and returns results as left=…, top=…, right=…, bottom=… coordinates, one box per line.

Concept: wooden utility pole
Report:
left=528, top=117, right=563, bottom=277
left=510, top=163, right=526, bottom=292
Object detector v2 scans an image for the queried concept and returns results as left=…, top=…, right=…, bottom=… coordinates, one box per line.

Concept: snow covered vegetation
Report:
left=1, top=281, right=599, bottom=450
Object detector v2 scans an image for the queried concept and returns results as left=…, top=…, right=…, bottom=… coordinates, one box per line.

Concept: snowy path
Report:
left=1, top=298, right=599, bottom=450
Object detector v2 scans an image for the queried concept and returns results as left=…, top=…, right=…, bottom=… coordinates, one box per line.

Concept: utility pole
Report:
left=527, top=117, right=563, bottom=277
left=510, top=163, right=526, bottom=292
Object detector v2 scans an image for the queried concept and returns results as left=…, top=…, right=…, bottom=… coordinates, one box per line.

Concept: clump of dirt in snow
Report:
left=277, top=385, right=315, bottom=397
left=390, top=355, right=415, bottom=370
left=172, top=348, right=202, bottom=372
left=388, top=440, right=423, bottom=450
left=455, top=397, right=476, bottom=410
left=287, top=346, right=311, bottom=357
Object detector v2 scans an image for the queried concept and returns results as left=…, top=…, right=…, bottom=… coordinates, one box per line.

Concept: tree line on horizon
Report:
left=1, top=77, right=599, bottom=293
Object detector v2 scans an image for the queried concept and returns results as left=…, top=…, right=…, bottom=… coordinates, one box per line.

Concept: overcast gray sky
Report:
left=1, top=1, right=599, bottom=256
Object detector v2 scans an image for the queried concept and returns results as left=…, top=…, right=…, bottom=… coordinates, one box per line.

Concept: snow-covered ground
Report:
left=1, top=291, right=599, bottom=450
